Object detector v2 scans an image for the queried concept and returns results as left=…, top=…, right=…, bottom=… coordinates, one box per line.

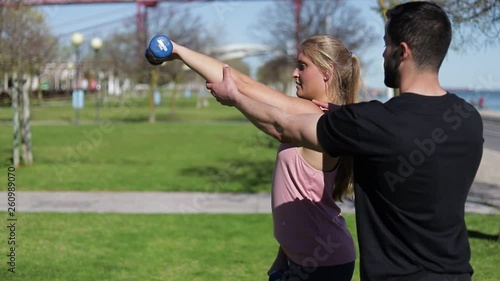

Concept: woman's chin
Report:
left=295, top=87, right=302, bottom=97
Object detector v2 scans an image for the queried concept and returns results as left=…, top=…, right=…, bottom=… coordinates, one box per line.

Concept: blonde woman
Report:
left=168, top=35, right=360, bottom=281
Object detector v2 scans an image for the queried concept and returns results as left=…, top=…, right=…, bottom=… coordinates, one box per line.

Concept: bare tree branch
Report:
left=253, top=0, right=378, bottom=86
left=373, top=0, right=499, bottom=50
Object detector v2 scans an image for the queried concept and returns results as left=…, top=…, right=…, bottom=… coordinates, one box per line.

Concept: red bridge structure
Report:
left=1, top=0, right=304, bottom=53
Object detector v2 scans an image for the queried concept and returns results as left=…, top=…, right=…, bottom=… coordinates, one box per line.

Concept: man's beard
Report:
left=384, top=63, right=400, bottom=89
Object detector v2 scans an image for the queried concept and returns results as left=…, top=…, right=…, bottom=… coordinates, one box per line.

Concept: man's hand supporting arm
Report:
left=207, top=65, right=325, bottom=153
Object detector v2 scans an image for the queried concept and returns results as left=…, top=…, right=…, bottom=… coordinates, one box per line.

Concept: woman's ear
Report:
left=324, top=64, right=334, bottom=81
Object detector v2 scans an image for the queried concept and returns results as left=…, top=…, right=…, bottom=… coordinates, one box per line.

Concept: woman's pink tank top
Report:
left=272, top=143, right=356, bottom=266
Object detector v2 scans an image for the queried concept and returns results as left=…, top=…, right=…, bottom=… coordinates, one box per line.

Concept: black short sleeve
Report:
left=317, top=105, right=361, bottom=157
left=316, top=101, right=393, bottom=157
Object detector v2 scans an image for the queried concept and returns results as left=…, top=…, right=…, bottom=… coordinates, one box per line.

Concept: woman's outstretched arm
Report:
left=169, top=42, right=322, bottom=115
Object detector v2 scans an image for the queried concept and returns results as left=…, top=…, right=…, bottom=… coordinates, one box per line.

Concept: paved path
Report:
left=0, top=182, right=498, bottom=215
left=480, top=109, right=500, bottom=122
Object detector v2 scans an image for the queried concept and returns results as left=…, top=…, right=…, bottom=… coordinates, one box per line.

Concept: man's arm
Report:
left=207, top=65, right=324, bottom=152
left=170, top=42, right=321, bottom=115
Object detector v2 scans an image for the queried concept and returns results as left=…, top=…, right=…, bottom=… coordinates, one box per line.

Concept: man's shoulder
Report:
left=341, top=100, right=388, bottom=114
left=320, top=100, right=394, bottom=130
left=445, top=92, right=483, bottom=120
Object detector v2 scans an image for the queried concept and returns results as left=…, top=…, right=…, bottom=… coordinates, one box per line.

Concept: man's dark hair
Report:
left=386, top=1, right=452, bottom=71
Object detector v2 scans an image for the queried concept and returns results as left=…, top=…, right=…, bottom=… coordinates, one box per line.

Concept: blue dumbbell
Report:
left=145, top=35, right=173, bottom=65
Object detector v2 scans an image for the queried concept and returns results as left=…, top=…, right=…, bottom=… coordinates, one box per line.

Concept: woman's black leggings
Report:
left=286, top=259, right=355, bottom=281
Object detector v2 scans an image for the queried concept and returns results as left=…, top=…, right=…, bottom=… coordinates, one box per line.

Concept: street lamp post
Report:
left=71, top=32, right=84, bottom=126
left=90, top=37, right=103, bottom=122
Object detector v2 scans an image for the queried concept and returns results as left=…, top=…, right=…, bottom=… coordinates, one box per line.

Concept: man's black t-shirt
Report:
left=316, top=93, right=483, bottom=281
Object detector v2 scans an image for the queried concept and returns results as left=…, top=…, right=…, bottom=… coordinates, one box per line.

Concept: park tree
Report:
left=375, top=0, right=499, bottom=49
left=225, top=58, right=251, bottom=77
left=437, top=0, right=499, bottom=49
left=0, top=5, right=57, bottom=167
left=257, top=56, right=296, bottom=95
left=99, top=25, right=138, bottom=108
left=254, top=0, right=377, bottom=89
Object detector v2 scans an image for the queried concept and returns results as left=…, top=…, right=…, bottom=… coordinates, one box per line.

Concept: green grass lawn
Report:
left=1, top=94, right=280, bottom=192
left=0, top=123, right=277, bottom=192
left=0, top=93, right=248, bottom=123
left=0, top=213, right=498, bottom=281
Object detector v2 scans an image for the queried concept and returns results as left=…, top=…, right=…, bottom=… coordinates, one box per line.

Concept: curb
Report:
left=0, top=191, right=497, bottom=215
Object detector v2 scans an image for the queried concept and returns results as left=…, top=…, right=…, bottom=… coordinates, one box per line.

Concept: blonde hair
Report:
left=300, top=35, right=360, bottom=201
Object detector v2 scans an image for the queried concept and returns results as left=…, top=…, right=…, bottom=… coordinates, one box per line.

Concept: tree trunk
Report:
left=3, top=73, right=7, bottom=93
left=20, top=74, right=33, bottom=165
left=37, top=73, right=43, bottom=105
left=11, top=73, right=20, bottom=167
left=393, top=88, right=400, bottom=97
left=149, top=68, right=158, bottom=123
left=149, top=92, right=156, bottom=123
left=170, top=82, right=179, bottom=114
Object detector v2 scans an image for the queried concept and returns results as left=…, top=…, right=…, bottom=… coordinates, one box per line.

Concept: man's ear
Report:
left=399, top=42, right=411, bottom=61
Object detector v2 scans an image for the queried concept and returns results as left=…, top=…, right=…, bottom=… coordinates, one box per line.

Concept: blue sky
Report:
left=41, top=0, right=500, bottom=90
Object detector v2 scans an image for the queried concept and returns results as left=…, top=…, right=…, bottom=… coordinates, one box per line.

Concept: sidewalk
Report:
left=480, top=109, right=500, bottom=122
left=0, top=183, right=497, bottom=215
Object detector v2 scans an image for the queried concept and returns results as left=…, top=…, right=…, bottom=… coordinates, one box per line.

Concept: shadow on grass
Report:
left=109, top=116, right=154, bottom=123
left=0, top=148, right=13, bottom=166
left=39, top=157, right=152, bottom=166
left=180, top=159, right=275, bottom=193
left=108, top=112, right=248, bottom=123
left=468, top=229, right=499, bottom=241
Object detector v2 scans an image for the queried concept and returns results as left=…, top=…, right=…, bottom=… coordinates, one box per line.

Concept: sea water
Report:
left=372, top=89, right=500, bottom=112
left=452, top=90, right=500, bottom=112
